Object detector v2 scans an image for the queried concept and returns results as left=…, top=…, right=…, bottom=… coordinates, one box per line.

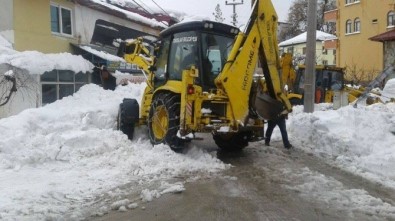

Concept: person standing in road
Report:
left=265, top=113, right=293, bottom=149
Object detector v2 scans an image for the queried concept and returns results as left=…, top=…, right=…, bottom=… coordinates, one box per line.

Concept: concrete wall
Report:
left=0, top=0, right=15, bottom=45
left=384, top=41, right=395, bottom=82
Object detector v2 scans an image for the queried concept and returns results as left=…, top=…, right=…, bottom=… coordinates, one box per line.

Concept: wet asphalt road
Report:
left=92, top=137, right=395, bottom=221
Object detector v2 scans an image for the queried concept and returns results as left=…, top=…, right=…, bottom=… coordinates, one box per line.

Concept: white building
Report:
left=278, top=30, right=337, bottom=66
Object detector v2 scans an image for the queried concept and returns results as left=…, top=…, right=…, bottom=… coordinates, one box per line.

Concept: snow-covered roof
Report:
left=279, top=31, right=337, bottom=47
left=0, top=45, right=94, bottom=75
left=75, top=0, right=168, bottom=29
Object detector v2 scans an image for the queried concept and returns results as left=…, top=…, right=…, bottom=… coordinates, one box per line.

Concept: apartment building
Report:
left=325, top=0, right=395, bottom=81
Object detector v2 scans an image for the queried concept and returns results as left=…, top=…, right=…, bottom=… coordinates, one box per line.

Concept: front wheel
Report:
left=117, top=98, right=139, bottom=140
left=148, top=93, right=184, bottom=151
left=213, top=132, right=251, bottom=152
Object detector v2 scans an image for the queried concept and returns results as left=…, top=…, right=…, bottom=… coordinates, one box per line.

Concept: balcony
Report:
left=324, top=9, right=338, bottom=23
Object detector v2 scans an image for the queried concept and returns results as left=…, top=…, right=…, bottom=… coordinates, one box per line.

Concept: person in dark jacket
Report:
left=265, top=114, right=293, bottom=149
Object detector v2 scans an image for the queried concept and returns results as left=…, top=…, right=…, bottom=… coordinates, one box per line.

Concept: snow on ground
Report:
left=1, top=81, right=395, bottom=220
left=287, top=102, right=395, bottom=188
left=0, top=83, right=227, bottom=220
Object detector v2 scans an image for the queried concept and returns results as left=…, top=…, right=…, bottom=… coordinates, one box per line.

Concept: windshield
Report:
left=154, top=30, right=235, bottom=89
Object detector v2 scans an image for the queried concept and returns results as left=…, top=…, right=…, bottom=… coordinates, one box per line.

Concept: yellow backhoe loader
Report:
left=116, top=0, right=292, bottom=152
left=279, top=53, right=365, bottom=106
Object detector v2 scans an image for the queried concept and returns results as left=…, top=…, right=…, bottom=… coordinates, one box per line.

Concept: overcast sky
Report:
left=144, top=0, right=294, bottom=25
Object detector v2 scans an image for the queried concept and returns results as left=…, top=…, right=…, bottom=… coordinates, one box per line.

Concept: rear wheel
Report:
left=148, top=93, right=184, bottom=151
left=117, top=98, right=139, bottom=140
left=213, top=132, right=251, bottom=152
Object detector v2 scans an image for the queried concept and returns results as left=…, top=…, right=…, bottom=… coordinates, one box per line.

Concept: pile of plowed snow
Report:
left=0, top=83, right=228, bottom=220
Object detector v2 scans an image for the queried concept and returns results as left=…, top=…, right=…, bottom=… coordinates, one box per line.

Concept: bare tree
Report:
left=0, top=65, right=38, bottom=108
left=344, top=63, right=380, bottom=86
left=279, top=0, right=336, bottom=41
left=0, top=70, right=17, bottom=107
left=212, top=4, right=225, bottom=23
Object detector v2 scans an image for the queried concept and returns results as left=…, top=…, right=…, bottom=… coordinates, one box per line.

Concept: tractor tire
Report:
left=148, top=93, right=184, bottom=152
left=213, top=132, right=251, bottom=152
left=117, top=98, right=139, bottom=140
left=289, top=97, right=303, bottom=106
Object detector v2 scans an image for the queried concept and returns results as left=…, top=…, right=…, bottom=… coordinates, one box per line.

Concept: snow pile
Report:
left=0, top=35, right=12, bottom=49
left=0, top=83, right=228, bottom=220
left=382, top=79, right=395, bottom=101
left=288, top=103, right=395, bottom=187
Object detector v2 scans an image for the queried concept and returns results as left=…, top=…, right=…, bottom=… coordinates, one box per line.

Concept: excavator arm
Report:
left=215, top=0, right=292, bottom=121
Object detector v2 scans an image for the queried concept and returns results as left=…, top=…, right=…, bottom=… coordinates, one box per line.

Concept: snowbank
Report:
left=288, top=103, right=395, bottom=187
left=0, top=83, right=228, bottom=220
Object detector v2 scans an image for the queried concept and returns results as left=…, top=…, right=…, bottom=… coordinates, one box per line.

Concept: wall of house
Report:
left=336, top=0, right=393, bottom=80
left=0, top=0, right=14, bottom=45
left=13, top=0, right=77, bottom=53
left=280, top=41, right=336, bottom=66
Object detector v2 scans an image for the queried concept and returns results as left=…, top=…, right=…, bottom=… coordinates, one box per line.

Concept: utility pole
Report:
left=225, top=0, right=244, bottom=26
left=304, top=0, right=317, bottom=113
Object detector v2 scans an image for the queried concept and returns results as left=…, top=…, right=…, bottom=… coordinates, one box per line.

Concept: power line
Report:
left=151, top=0, right=171, bottom=18
left=131, top=0, right=153, bottom=15
left=131, top=0, right=169, bottom=27
left=135, top=0, right=154, bottom=13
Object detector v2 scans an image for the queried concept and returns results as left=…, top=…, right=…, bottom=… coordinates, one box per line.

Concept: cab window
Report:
left=201, top=33, right=234, bottom=88
left=154, top=37, right=171, bottom=84
left=168, top=31, right=198, bottom=81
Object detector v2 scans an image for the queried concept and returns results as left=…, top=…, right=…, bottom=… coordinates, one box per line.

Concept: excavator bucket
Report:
left=254, top=92, right=285, bottom=120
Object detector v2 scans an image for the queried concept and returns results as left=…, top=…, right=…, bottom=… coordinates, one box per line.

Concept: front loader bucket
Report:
left=254, top=93, right=284, bottom=120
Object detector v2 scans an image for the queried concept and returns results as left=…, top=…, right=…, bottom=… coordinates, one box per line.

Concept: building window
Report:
left=50, top=4, right=73, bottom=36
left=322, top=47, right=328, bottom=55
left=346, top=0, right=360, bottom=5
left=41, top=70, right=89, bottom=105
left=354, top=18, right=361, bottom=32
left=302, top=47, right=307, bottom=55
left=346, top=20, right=352, bottom=34
left=388, top=11, right=395, bottom=27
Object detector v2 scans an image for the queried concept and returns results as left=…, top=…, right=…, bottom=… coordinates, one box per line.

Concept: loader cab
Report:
left=152, top=21, right=239, bottom=91
left=294, top=66, right=344, bottom=94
